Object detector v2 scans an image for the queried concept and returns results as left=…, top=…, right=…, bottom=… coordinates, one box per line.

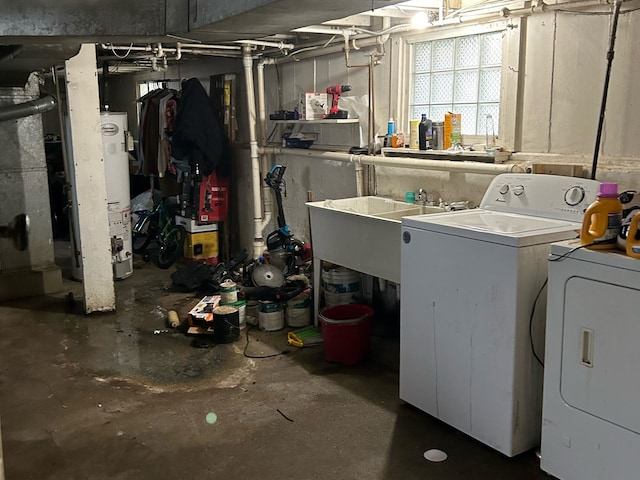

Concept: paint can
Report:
left=286, top=291, right=312, bottom=328
left=258, top=301, right=284, bottom=331
left=246, top=300, right=259, bottom=326
left=220, top=280, right=238, bottom=304
left=228, top=299, right=247, bottom=329
left=213, top=305, right=240, bottom=343
left=322, top=267, right=360, bottom=307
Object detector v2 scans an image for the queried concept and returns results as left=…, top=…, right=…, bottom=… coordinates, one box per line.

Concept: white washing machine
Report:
left=541, top=240, right=640, bottom=480
left=400, top=173, right=600, bottom=457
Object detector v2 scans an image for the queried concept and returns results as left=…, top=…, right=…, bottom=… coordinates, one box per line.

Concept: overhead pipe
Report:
left=0, top=94, right=57, bottom=123
left=275, top=36, right=382, bottom=64
left=235, top=39, right=295, bottom=50
left=261, top=147, right=523, bottom=175
left=101, top=43, right=241, bottom=52
left=243, top=44, right=266, bottom=258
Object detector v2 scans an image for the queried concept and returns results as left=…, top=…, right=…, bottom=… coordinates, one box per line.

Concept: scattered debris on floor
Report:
left=205, top=412, right=218, bottom=425
left=424, top=449, right=448, bottom=463
left=276, top=409, right=294, bottom=422
left=287, top=326, right=323, bottom=348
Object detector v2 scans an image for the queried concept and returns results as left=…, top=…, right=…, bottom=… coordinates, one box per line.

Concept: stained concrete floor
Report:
left=0, top=248, right=550, bottom=479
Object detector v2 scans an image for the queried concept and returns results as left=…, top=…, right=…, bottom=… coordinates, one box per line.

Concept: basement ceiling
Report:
left=0, top=0, right=411, bottom=85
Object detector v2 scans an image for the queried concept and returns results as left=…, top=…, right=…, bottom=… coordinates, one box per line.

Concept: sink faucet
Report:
left=415, top=188, right=427, bottom=206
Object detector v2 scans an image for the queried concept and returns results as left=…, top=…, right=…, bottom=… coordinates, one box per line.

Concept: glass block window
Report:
left=411, top=31, right=503, bottom=136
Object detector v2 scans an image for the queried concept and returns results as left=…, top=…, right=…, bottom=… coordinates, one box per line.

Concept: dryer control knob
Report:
left=512, top=185, right=525, bottom=196
left=564, top=186, right=585, bottom=206
left=499, top=184, right=510, bottom=195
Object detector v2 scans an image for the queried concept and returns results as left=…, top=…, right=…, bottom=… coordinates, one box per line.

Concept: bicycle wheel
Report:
left=132, top=213, right=159, bottom=254
left=154, top=225, right=185, bottom=269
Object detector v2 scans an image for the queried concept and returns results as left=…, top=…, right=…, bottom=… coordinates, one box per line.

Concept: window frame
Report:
left=397, top=19, right=517, bottom=148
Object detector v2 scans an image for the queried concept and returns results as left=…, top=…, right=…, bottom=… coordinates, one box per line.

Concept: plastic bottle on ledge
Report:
left=418, top=114, right=433, bottom=150
left=387, top=118, right=395, bottom=136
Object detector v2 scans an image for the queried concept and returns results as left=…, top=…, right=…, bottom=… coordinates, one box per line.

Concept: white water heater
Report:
left=101, top=112, right=133, bottom=279
left=69, top=112, right=133, bottom=280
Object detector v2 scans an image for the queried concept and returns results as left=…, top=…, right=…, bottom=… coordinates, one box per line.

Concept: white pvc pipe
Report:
left=261, top=147, right=523, bottom=175
left=257, top=58, right=274, bottom=232
left=354, top=162, right=365, bottom=197
left=236, top=40, right=295, bottom=50
left=243, top=45, right=266, bottom=258
left=101, top=43, right=241, bottom=52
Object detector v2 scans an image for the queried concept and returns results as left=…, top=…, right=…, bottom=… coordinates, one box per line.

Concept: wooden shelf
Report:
left=381, top=147, right=511, bottom=164
left=272, top=119, right=359, bottom=124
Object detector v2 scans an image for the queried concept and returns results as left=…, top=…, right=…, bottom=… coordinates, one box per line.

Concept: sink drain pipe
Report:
left=242, top=45, right=266, bottom=258
left=260, top=147, right=523, bottom=175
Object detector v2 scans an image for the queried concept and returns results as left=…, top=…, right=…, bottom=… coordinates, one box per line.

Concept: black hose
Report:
left=591, top=0, right=623, bottom=180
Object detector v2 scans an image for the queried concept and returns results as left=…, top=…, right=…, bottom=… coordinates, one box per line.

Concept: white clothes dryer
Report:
left=541, top=240, right=640, bottom=480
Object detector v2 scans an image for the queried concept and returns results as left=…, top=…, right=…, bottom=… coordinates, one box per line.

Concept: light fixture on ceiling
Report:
left=411, top=11, right=429, bottom=29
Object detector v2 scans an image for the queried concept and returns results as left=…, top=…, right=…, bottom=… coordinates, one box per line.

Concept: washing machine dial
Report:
left=564, top=186, right=585, bottom=206
left=499, top=184, right=510, bottom=195
left=512, top=185, right=525, bottom=196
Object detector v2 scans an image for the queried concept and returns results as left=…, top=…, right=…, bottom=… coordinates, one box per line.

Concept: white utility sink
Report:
left=307, top=196, right=446, bottom=324
left=306, top=196, right=444, bottom=284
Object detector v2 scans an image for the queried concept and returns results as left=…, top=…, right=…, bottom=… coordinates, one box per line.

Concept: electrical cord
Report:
left=243, top=325, right=290, bottom=359
left=529, top=278, right=547, bottom=367
left=529, top=241, right=600, bottom=367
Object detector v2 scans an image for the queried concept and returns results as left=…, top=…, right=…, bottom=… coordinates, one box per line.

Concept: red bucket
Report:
left=319, top=304, right=374, bottom=365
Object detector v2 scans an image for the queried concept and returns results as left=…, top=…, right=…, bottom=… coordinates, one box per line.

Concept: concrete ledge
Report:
left=0, top=265, right=62, bottom=301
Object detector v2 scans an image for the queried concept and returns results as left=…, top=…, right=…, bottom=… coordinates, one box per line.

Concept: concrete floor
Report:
left=0, top=250, right=549, bottom=479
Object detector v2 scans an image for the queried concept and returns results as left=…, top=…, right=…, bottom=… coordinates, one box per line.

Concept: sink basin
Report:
left=306, top=196, right=444, bottom=284
left=373, top=205, right=445, bottom=221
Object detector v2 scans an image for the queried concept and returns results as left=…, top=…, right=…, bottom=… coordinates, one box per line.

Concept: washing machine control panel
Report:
left=564, top=186, right=586, bottom=206
left=481, top=174, right=601, bottom=222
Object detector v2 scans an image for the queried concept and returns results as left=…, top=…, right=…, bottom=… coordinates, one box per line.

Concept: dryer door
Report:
left=560, top=276, right=640, bottom=434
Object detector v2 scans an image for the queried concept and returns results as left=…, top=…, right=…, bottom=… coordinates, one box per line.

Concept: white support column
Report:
left=65, top=44, right=115, bottom=313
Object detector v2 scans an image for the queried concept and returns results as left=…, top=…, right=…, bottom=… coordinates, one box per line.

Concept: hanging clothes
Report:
left=171, top=78, right=232, bottom=178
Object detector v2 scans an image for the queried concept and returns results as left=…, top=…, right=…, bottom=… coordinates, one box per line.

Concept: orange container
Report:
left=580, top=182, right=622, bottom=249
left=625, top=211, right=640, bottom=258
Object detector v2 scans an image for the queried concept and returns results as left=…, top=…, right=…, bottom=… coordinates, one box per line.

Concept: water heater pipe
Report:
left=243, top=45, right=266, bottom=258
left=260, top=147, right=523, bottom=175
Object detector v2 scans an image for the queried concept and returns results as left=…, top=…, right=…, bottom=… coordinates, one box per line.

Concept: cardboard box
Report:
left=188, top=295, right=221, bottom=326
left=300, top=92, right=329, bottom=120
left=444, top=113, right=462, bottom=150
left=175, top=215, right=218, bottom=234
left=184, top=231, right=219, bottom=264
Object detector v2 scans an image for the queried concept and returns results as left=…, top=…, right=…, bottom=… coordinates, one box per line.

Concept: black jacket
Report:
left=172, top=78, right=231, bottom=177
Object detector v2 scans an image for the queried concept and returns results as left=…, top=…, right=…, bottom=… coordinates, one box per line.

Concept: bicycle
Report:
left=132, top=199, right=185, bottom=269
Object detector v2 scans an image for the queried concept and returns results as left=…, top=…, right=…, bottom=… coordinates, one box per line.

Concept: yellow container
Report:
left=580, top=183, right=622, bottom=250
left=409, top=120, right=420, bottom=149
left=184, top=231, right=220, bottom=261
left=625, top=211, right=640, bottom=258
left=444, top=113, right=462, bottom=150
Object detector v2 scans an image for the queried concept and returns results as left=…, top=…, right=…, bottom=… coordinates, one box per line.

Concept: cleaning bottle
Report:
left=418, top=114, right=432, bottom=150
left=580, top=182, right=623, bottom=249
left=624, top=211, right=640, bottom=258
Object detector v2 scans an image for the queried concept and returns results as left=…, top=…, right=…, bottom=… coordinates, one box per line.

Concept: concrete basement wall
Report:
left=102, top=7, right=640, bottom=255
left=265, top=8, right=640, bottom=247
